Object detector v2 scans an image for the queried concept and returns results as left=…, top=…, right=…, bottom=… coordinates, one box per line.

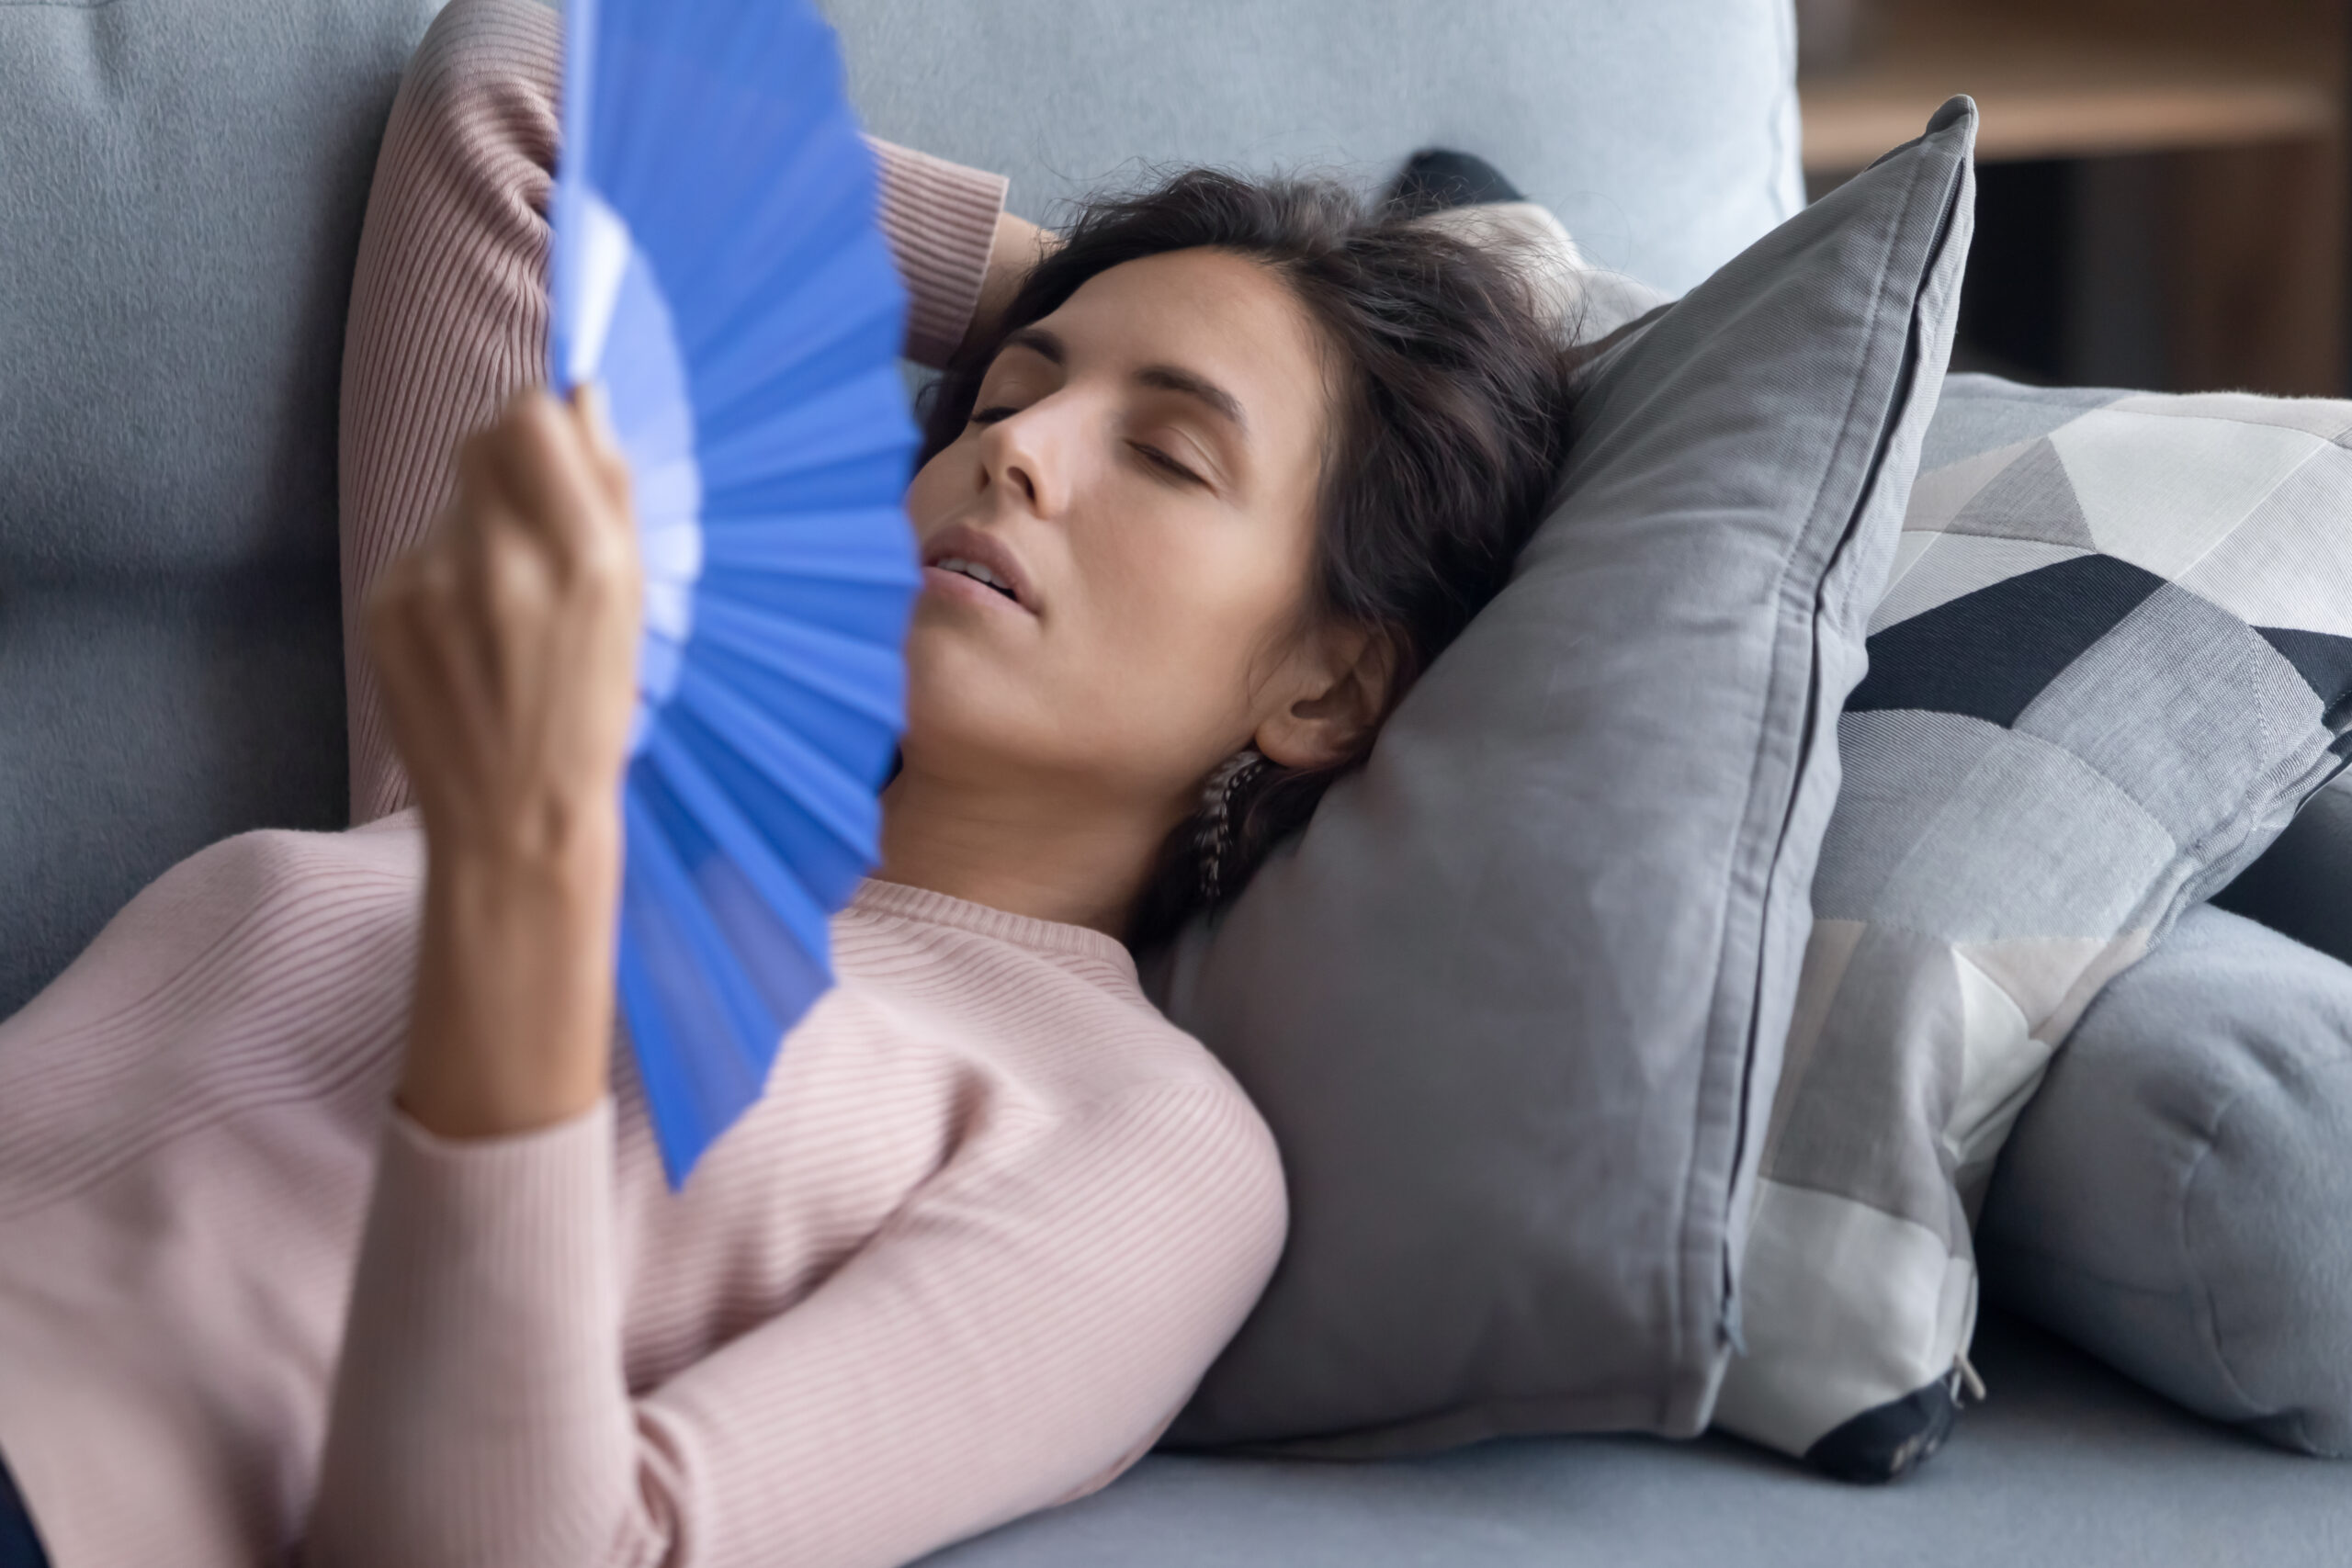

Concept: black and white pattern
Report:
left=1711, top=376, right=2352, bottom=1474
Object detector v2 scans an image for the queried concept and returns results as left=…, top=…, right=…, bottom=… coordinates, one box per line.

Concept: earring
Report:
left=1194, top=749, right=1270, bottom=906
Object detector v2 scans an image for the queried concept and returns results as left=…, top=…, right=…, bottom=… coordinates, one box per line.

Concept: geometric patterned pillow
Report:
left=1708, top=374, right=2352, bottom=1482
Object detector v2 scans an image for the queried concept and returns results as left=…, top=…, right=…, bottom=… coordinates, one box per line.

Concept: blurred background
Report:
left=1799, top=0, right=2347, bottom=395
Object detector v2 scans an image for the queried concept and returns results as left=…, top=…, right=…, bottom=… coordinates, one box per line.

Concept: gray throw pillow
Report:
left=1149, top=100, right=1978, bottom=1456
left=1979, top=901, right=2352, bottom=1458
left=1711, top=376, right=2352, bottom=1479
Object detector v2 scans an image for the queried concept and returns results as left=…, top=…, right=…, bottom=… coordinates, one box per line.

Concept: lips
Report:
left=933, top=554, right=1015, bottom=599
left=921, top=525, right=1036, bottom=615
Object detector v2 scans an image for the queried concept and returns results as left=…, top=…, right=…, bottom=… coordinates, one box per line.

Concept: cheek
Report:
left=1062, top=496, right=1314, bottom=739
left=902, top=444, right=962, bottom=532
left=892, top=439, right=1321, bottom=800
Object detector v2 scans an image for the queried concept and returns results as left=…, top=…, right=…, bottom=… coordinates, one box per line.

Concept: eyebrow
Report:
left=1001, top=326, right=1250, bottom=436
left=1002, top=326, right=1065, bottom=365
left=1136, top=364, right=1249, bottom=435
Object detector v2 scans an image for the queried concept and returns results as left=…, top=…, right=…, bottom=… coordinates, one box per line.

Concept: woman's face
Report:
left=900, top=248, right=1351, bottom=818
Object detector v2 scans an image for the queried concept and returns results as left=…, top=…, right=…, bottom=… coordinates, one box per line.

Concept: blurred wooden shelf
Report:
left=1801, top=8, right=2342, bottom=170
left=1795, top=0, right=2350, bottom=395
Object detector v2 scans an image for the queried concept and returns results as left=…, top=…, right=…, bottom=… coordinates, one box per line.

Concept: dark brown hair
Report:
left=918, top=169, right=1578, bottom=947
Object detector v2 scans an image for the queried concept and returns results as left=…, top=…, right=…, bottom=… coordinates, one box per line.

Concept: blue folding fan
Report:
left=548, top=0, right=921, bottom=1186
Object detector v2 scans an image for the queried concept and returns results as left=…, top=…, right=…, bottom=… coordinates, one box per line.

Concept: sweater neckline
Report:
left=849, top=878, right=1137, bottom=971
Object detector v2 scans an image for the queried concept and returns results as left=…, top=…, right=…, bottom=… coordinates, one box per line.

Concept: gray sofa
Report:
left=6, top=0, right=2350, bottom=1562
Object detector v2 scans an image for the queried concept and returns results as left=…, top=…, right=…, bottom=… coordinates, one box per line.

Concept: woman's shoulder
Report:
left=2, top=815, right=424, bottom=1044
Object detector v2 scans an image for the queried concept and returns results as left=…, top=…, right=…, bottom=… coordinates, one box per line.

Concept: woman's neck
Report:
left=874, top=763, right=1173, bottom=937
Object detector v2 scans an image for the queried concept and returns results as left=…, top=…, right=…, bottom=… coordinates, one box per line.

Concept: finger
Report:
left=466, top=446, right=641, bottom=705
left=515, top=389, right=643, bottom=645
left=476, top=520, right=560, bottom=714
left=482, top=389, right=629, bottom=572
left=419, top=475, right=515, bottom=716
left=367, top=550, right=503, bottom=821
left=448, top=423, right=517, bottom=544
left=571, top=381, right=635, bottom=513
left=444, top=408, right=639, bottom=708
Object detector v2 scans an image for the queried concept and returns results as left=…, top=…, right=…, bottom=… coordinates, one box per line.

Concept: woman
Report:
left=0, top=1, right=1573, bottom=1564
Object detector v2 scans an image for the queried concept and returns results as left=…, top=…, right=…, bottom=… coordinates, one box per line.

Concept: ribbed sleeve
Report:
left=873, top=139, right=1009, bottom=367
left=309, top=1103, right=641, bottom=1568
left=628, top=1083, right=1284, bottom=1567
left=337, top=0, right=560, bottom=829
left=338, top=0, right=1008, bottom=826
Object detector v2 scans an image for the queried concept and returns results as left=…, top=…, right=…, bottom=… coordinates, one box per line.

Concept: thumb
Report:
left=570, top=380, right=633, bottom=509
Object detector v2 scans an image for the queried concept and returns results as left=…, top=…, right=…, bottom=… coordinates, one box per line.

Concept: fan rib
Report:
left=552, top=0, right=916, bottom=1188
left=672, top=669, right=881, bottom=871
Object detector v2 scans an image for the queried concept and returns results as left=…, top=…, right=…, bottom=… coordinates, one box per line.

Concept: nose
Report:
left=975, top=397, right=1070, bottom=519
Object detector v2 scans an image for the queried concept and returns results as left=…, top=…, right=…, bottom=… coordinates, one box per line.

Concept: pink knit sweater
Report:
left=0, top=4, right=1287, bottom=1565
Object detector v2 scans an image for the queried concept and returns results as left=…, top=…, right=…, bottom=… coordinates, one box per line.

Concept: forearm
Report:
left=307, top=1101, right=652, bottom=1568
left=312, top=756, right=637, bottom=1561
left=867, top=136, right=1053, bottom=367
left=960, top=209, right=1056, bottom=361
left=398, top=833, right=618, bottom=1139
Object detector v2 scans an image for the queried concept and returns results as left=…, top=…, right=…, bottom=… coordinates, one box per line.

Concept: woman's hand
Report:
left=366, top=386, right=641, bottom=1140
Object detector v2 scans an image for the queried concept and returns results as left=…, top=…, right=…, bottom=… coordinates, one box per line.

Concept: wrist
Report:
left=423, top=782, right=623, bottom=884
left=426, top=823, right=620, bottom=930
left=399, top=934, right=615, bottom=1140
left=402, top=825, right=621, bottom=1141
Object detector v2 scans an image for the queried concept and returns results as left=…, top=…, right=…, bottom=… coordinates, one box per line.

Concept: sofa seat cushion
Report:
left=922, top=1311, right=2352, bottom=1568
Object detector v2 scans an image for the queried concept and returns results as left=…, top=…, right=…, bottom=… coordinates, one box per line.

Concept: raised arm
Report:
left=870, top=139, right=1041, bottom=367
left=340, top=0, right=1032, bottom=824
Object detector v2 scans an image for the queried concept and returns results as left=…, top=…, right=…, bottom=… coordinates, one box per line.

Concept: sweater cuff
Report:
left=866, top=135, right=1011, bottom=367
left=359, top=1100, right=620, bottom=1395
left=308, top=1100, right=631, bottom=1564
left=380, top=1097, right=615, bottom=1203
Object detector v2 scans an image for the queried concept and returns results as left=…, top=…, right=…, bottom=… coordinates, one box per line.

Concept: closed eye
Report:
left=1130, top=442, right=1206, bottom=487
left=969, top=405, right=1017, bottom=425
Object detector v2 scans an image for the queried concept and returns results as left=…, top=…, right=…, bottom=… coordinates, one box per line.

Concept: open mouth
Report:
left=920, top=525, right=1035, bottom=614
left=933, top=555, right=1019, bottom=602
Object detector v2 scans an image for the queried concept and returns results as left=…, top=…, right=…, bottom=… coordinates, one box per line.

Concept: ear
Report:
left=1253, top=623, right=1400, bottom=773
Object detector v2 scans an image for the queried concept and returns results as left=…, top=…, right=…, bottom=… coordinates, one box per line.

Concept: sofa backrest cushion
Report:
left=823, top=0, right=1804, bottom=299
left=0, top=0, right=447, bottom=1016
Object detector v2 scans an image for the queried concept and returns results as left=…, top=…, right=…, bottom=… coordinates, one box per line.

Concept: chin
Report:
left=899, top=615, right=1042, bottom=776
